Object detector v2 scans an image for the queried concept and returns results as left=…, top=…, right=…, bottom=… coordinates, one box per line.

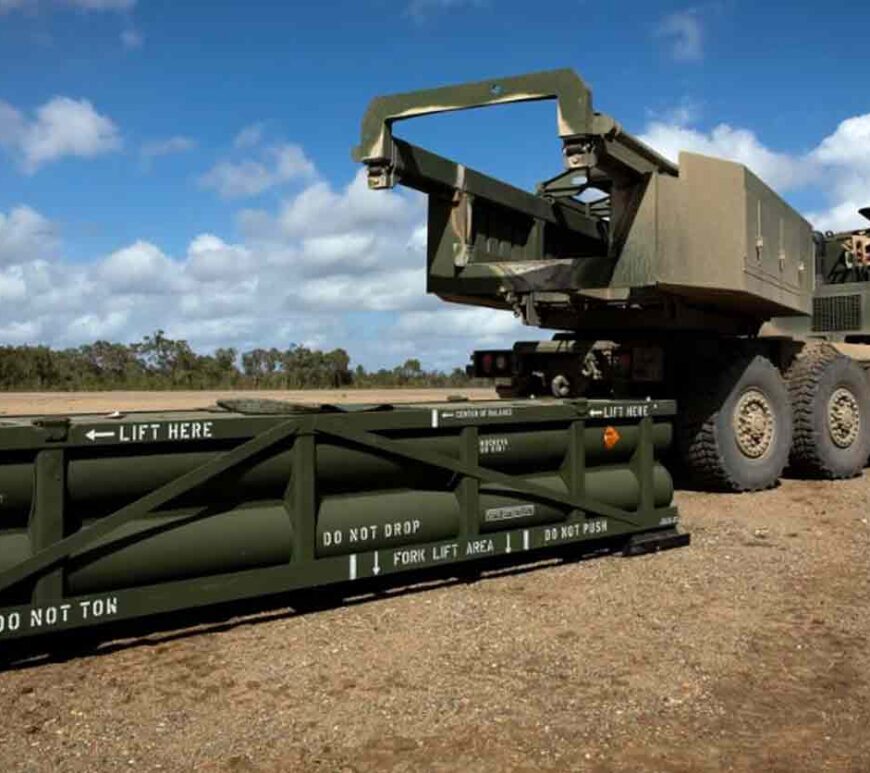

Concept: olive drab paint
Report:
left=354, top=68, right=818, bottom=335
left=356, top=68, right=870, bottom=341
left=354, top=69, right=870, bottom=495
left=0, top=398, right=686, bottom=646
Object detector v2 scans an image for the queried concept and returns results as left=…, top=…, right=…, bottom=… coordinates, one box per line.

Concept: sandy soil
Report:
left=0, top=388, right=497, bottom=416
left=0, top=391, right=868, bottom=772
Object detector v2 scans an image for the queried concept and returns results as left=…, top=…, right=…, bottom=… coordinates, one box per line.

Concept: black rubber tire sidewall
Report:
left=714, top=356, right=792, bottom=491
left=802, top=357, right=870, bottom=478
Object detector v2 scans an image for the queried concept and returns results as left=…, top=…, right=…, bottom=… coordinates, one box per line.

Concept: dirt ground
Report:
left=0, top=391, right=869, bottom=772
left=0, top=388, right=497, bottom=416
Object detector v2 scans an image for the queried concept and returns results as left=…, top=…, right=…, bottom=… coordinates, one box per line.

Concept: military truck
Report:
left=354, top=69, right=870, bottom=493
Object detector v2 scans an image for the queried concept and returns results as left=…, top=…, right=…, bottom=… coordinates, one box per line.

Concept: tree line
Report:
left=0, top=330, right=476, bottom=391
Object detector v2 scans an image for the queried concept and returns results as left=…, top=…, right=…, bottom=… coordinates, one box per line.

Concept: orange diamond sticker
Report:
left=603, top=426, right=621, bottom=450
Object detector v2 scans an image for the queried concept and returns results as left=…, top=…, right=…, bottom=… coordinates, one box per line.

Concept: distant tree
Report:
left=0, top=336, right=480, bottom=391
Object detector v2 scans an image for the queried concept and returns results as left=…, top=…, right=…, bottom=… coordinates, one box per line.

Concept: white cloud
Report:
left=805, top=115, right=870, bottom=231
left=0, top=96, right=121, bottom=172
left=647, top=98, right=701, bottom=128
left=640, top=122, right=812, bottom=191
left=32, top=107, right=859, bottom=367
left=199, top=143, right=316, bottom=198
left=140, top=135, right=195, bottom=160
left=96, top=241, right=179, bottom=294
left=806, top=201, right=869, bottom=233
left=234, top=123, right=264, bottom=149
left=813, top=115, right=870, bottom=169
left=395, top=308, right=523, bottom=339
left=0, top=102, right=25, bottom=146
left=0, top=167, right=515, bottom=370
left=274, top=144, right=314, bottom=180
left=641, top=108, right=870, bottom=232
left=66, top=310, right=129, bottom=340
left=0, top=206, right=57, bottom=264
left=185, top=233, right=252, bottom=281
left=0, top=178, right=434, bottom=364
left=0, top=320, right=42, bottom=343
left=199, top=160, right=277, bottom=198
left=299, top=233, right=376, bottom=271
left=6, top=103, right=870, bottom=370
left=248, top=169, right=419, bottom=240
left=0, top=267, right=27, bottom=302
left=655, top=9, right=703, bottom=62
left=293, top=268, right=426, bottom=312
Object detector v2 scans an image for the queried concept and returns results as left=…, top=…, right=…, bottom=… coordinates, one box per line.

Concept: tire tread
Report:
left=787, top=342, right=867, bottom=478
left=679, top=355, right=782, bottom=492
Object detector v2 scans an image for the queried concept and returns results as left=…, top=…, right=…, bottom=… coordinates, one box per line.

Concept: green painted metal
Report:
left=0, top=397, right=683, bottom=645
left=353, top=68, right=837, bottom=337
left=0, top=423, right=673, bottom=525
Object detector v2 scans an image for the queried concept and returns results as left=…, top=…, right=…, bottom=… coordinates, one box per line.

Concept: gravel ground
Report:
left=0, top=391, right=869, bottom=771
left=0, top=388, right=496, bottom=416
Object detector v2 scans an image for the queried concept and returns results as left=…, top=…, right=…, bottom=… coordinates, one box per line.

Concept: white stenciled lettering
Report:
left=119, top=423, right=161, bottom=443
left=29, top=603, right=72, bottom=629
left=431, top=543, right=458, bottom=561
left=465, top=538, right=494, bottom=556
left=392, top=548, right=426, bottom=567
left=327, top=519, right=421, bottom=548
left=0, top=611, right=20, bottom=633
left=543, top=520, right=608, bottom=543
left=440, top=407, right=515, bottom=423
left=1, top=599, right=119, bottom=637
left=384, top=519, right=421, bottom=539
left=484, top=504, right=534, bottom=522
left=600, top=404, right=650, bottom=420
left=167, top=421, right=213, bottom=442
left=348, top=525, right=379, bottom=543
left=79, top=596, right=119, bottom=620
left=479, top=436, right=510, bottom=455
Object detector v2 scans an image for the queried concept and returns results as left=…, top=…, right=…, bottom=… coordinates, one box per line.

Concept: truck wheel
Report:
left=679, top=355, right=792, bottom=492
left=787, top=344, right=870, bottom=478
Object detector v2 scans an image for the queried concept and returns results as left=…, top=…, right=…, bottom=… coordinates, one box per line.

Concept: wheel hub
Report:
left=827, top=387, right=860, bottom=448
left=733, top=388, right=775, bottom=459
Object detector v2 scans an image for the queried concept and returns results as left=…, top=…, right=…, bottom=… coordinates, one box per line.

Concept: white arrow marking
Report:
left=85, top=429, right=115, bottom=442
left=349, top=553, right=357, bottom=581
left=373, top=551, right=381, bottom=575
left=589, top=409, right=604, bottom=417
left=505, top=533, right=512, bottom=554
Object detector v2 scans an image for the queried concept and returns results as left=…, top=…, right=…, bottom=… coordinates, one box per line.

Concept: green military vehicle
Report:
left=354, top=69, right=870, bottom=493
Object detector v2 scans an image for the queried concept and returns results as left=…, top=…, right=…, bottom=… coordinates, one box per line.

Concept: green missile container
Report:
left=0, top=397, right=687, bottom=647
left=0, top=423, right=672, bottom=524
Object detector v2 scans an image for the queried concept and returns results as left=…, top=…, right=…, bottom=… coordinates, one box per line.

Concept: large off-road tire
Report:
left=679, top=354, right=792, bottom=492
left=786, top=343, right=870, bottom=479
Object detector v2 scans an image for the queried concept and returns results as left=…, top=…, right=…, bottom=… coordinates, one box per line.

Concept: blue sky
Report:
left=0, top=0, right=868, bottom=369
